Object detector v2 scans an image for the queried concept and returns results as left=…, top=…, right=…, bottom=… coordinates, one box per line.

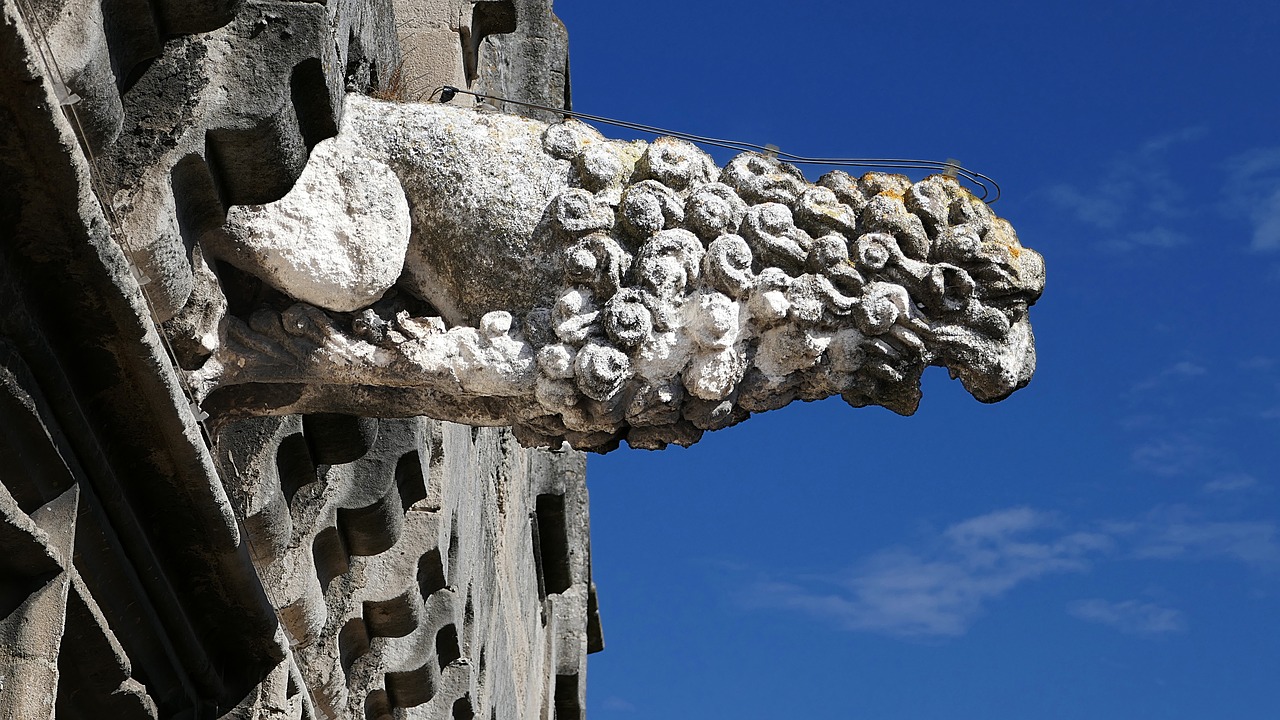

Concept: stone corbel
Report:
left=190, top=94, right=1044, bottom=452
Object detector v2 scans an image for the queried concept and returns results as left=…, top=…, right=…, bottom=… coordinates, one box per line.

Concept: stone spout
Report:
left=192, top=94, right=1045, bottom=452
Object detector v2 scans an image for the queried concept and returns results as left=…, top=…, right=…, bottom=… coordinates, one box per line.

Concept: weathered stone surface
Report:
left=364, top=100, right=576, bottom=325
left=470, top=0, right=570, bottom=122
left=206, top=135, right=412, bottom=313
left=1, top=5, right=286, bottom=712
left=194, top=95, right=1046, bottom=452
left=76, top=0, right=403, bottom=322
left=3, top=0, right=597, bottom=717
left=216, top=416, right=596, bottom=720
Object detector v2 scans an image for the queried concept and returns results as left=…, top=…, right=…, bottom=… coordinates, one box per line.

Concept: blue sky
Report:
left=554, top=1, right=1280, bottom=718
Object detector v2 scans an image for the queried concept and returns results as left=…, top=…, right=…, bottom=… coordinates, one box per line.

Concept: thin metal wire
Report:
left=12, top=0, right=217, bottom=440
left=10, top=9, right=299, bottom=716
left=433, top=85, right=1001, bottom=203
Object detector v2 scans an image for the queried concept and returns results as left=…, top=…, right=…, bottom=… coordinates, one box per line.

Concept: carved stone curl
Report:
left=190, top=95, right=1045, bottom=452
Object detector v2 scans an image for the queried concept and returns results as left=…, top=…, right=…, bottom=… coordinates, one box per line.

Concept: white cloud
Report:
left=746, top=505, right=1277, bottom=640
left=1139, top=127, right=1208, bottom=154
left=1127, top=510, right=1280, bottom=567
left=1123, top=227, right=1191, bottom=248
left=1223, top=147, right=1280, bottom=252
left=944, top=505, right=1045, bottom=542
left=1250, top=187, right=1280, bottom=251
left=1202, top=473, right=1260, bottom=493
left=600, top=696, right=637, bottom=712
left=747, top=508, right=1108, bottom=638
left=1224, top=147, right=1280, bottom=181
left=1239, top=356, right=1276, bottom=371
left=1046, top=128, right=1203, bottom=252
left=1068, top=599, right=1186, bottom=635
left=1116, top=413, right=1162, bottom=431
left=1046, top=183, right=1125, bottom=229
left=1130, top=436, right=1209, bottom=476
left=1128, top=361, right=1207, bottom=395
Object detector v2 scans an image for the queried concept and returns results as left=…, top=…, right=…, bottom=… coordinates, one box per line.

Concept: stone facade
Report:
left=1, top=0, right=596, bottom=718
left=216, top=417, right=598, bottom=719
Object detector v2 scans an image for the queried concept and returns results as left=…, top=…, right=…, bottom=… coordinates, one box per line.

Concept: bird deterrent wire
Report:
left=430, top=85, right=1001, bottom=203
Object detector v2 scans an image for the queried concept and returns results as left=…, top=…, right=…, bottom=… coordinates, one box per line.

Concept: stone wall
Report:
left=0, top=0, right=596, bottom=718
left=216, top=417, right=598, bottom=719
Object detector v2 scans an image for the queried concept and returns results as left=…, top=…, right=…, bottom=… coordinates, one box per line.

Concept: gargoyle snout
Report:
left=1013, top=246, right=1046, bottom=306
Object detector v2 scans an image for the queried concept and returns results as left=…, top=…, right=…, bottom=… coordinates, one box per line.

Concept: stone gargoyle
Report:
left=189, top=94, right=1044, bottom=452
